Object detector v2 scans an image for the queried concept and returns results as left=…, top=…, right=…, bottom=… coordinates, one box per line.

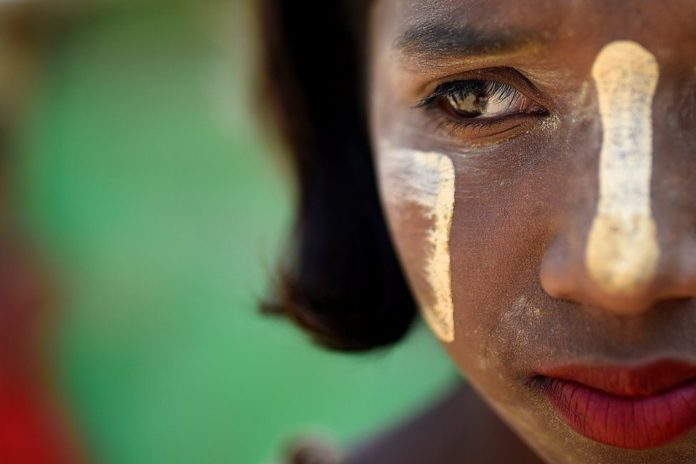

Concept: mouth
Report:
left=530, top=360, right=696, bottom=450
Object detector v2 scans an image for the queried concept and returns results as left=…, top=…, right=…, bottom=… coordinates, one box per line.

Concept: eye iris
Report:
left=445, top=80, right=489, bottom=118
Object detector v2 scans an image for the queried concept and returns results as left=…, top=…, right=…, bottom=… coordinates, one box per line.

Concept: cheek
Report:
left=375, top=138, right=562, bottom=372
left=377, top=146, right=456, bottom=343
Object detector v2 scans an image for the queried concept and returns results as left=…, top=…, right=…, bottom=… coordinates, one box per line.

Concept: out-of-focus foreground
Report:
left=2, top=1, right=453, bottom=463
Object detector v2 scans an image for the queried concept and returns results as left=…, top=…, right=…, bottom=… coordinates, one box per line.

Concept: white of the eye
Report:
left=483, top=95, right=516, bottom=117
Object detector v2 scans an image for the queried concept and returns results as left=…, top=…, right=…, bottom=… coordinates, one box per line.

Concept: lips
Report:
left=531, top=360, right=696, bottom=449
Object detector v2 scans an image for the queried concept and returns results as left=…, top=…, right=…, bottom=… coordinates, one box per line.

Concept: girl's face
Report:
left=369, top=1, right=696, bottom=462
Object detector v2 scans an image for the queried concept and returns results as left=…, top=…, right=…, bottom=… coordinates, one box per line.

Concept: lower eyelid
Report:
left=422, top=104, right=548, bottom=144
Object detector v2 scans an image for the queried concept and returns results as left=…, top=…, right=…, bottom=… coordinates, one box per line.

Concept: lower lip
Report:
left=535, top=376, right=696, bottom=449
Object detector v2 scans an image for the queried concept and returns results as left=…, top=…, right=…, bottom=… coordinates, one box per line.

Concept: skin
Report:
left=344, top=382, right=542, bottom=464
left=378, top=147, right=456, bottom=341
left=368, top=1, right=696, bottom=462
left=586, top=41, right=659, bottom=297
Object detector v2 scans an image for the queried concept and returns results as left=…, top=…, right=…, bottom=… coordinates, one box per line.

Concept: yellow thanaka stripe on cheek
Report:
left=380, top=148, right=455, bottom=342
left=586, top=41, right=659, bottom=294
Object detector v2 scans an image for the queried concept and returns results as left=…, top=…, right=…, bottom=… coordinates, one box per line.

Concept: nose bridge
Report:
left=540, top=40, right=696, bottom=315
left=584, top=41, right=659, bottom=297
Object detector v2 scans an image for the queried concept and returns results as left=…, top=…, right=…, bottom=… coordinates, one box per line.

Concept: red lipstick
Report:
left=532, top=360, right=696, bottom=449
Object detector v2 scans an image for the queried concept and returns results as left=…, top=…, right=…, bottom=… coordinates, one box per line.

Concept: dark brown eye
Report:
left=443, top=80, right=491, bottom=117
left=429, top=79, right=547, bottom=119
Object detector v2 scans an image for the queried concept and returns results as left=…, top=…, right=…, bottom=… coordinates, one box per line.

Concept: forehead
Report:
left=385, top=0, right=553, bottom=29
left=377, top=0, right=696, bottom=51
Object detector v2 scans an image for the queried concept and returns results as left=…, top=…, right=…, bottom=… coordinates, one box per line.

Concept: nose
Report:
left=540, top=227, right=696, bottom=316
left=540, top=40, right=696, bottom=316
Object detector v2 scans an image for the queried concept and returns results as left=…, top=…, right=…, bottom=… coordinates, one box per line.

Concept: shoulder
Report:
left=280, top=436, right=343, bottom=464
left=340, top=381, right=543, bottom=464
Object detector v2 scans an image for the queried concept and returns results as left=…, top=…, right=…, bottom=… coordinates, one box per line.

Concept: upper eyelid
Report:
left=416, top=80, right=530, bottom=112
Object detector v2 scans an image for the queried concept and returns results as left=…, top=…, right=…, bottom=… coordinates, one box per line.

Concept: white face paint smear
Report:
left=378, top=147, right=455, bottom=342
left=585, top=41, right=659, bottom=295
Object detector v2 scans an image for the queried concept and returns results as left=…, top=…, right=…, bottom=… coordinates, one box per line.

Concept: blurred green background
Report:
left=13, top=1, right=453, bottom=462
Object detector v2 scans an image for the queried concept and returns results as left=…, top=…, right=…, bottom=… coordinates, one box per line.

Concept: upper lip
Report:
left=533, top=359, right=696, bottom=397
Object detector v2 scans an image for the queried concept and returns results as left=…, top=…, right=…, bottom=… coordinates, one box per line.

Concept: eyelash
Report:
left=416, top=77, right=548, bottom=136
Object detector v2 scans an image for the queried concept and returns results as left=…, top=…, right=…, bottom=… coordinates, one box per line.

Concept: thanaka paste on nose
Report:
left=585, top=41, right=659, bottom=295
left=379, top=147, right=455, bottom=342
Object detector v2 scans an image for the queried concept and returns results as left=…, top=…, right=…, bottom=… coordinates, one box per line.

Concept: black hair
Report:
left=257, top=1, right=418, bottom=352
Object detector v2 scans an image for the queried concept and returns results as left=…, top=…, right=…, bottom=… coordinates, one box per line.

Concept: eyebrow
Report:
left=395, top=23, right=540, bottom=60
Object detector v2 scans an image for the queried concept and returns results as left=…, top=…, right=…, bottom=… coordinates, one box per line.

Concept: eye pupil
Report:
left=445, top=80, right=489, bottom=118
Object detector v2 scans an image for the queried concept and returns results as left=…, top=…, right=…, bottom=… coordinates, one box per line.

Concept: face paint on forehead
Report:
left=585, top=41, right=659, bottom=295
left=378, top=146, right=456, bottom=342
